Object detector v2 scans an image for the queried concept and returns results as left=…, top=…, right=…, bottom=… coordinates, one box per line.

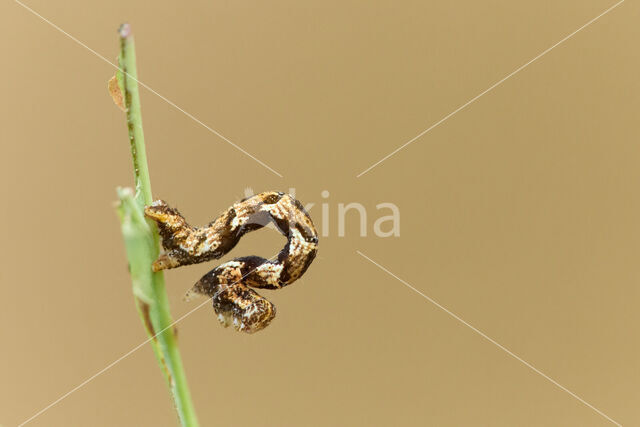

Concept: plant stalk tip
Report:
left=118, top=23, right=131, bottom=39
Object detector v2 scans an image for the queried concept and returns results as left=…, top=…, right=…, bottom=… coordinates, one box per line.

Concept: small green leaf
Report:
left=116, top=187, right=154, bottom=304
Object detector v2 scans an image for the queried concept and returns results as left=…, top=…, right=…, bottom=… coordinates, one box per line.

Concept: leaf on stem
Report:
left=116, top=187, right=154, bottom=304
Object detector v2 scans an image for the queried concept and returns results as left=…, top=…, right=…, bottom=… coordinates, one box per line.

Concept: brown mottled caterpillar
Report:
left=144, top=191, right=318, bottom=333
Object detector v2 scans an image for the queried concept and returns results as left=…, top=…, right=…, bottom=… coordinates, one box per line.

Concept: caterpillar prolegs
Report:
left=144, top=191, right=318, bottom=333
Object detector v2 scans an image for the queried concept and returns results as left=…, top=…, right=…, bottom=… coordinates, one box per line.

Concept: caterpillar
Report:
left=144, top=191, right=318, bottom=333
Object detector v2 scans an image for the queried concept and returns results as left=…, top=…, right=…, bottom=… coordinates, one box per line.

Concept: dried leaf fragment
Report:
left=108, top=75, right=126, bottom=111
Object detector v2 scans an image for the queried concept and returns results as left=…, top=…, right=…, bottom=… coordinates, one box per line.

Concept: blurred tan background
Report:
left=1, top=0, right=638, bottom=426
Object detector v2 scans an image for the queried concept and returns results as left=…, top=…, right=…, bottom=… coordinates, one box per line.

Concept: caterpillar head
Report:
left=212, top=284, right=276, bottom=333
left=188, top=271, right=277, bottom=334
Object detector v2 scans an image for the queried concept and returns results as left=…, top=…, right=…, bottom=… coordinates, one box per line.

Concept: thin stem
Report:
left=114, top=23, right=199, bottom=427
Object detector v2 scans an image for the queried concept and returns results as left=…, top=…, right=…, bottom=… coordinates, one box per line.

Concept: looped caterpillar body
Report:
left=144, top=191, right=318, bottom=333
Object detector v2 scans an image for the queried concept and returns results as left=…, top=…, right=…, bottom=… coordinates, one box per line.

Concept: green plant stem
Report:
left=114, top=23, right=199, bottom=427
